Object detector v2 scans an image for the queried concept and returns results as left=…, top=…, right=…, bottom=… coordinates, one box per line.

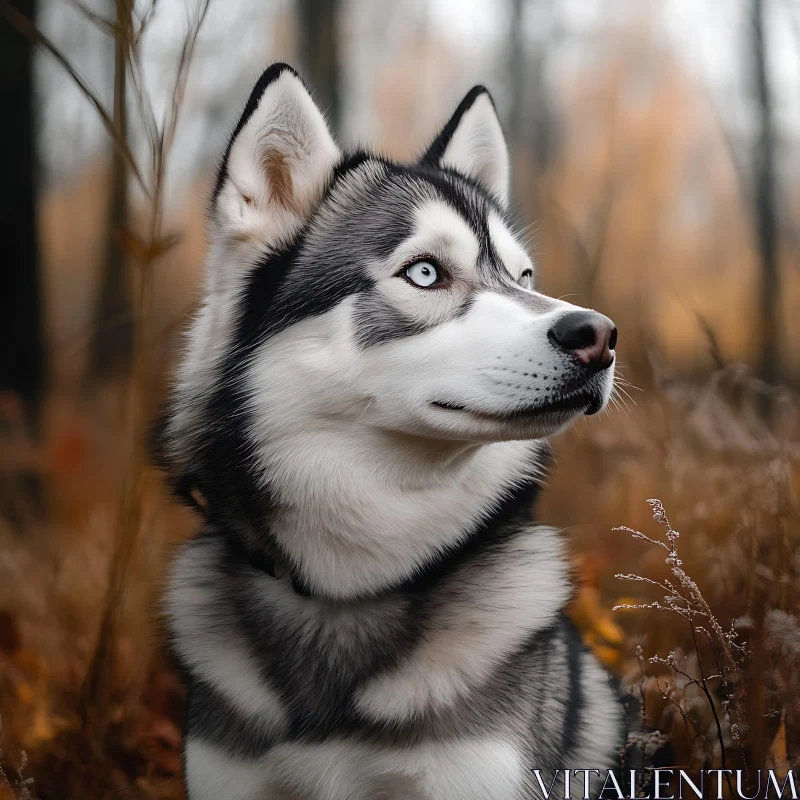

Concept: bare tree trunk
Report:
left=751, top=0, right=780, bottom=395
left=507, top=0, right=538, bottom=228
left=296, top=0, right=340, bottom=134
left=0, top=0, right=45, bottom=428
left=506, top=0, right=560, bottom=217
left=507, top=0, right=526, bottom=153
left=87, top=0, right=133, bottom=382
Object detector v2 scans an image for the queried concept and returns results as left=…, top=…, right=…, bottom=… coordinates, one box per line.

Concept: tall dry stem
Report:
left=76, top=0, right=210, bottom=727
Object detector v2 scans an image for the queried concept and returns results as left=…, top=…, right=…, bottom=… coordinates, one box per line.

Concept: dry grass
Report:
left=552, top=362, right=800, bottom=790
left=0, top=357, right=796, bottom=798
left=0, top=385, right=196, bottom=800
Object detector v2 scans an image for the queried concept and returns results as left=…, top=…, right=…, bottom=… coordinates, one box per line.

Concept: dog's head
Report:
left=166, top=64, right=616, bottom=502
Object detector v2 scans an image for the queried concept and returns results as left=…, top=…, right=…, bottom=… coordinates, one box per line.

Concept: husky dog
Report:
left=161, top=64, right=625, bottom=800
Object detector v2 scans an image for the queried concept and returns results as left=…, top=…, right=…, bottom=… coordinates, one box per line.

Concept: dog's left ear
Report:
left=421, top=86, right=510, bottom=207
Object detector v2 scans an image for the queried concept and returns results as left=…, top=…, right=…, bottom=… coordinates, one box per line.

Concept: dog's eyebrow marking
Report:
left=487, top=212, right=530, bottom=282
left=412, top=199, right=480, bottom=277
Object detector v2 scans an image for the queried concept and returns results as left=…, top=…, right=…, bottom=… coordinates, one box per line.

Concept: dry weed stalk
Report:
left=615, top=498, right=748, bottom=790
left=0, top=749, right=35, bottom=800
left=77, top=0, right=209, bottom=708
left=609, top=364, right=800, bottom=788
left=74, top=0, right=210, bottom=723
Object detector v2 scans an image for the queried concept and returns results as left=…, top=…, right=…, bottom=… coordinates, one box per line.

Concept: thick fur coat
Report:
left=161, top=64, right=626, bottom=800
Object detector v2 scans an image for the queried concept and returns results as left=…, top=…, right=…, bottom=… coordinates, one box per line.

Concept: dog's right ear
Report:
left=420, top=86, right=509, bottom=207
left=212, top=64, right=340, bottom=250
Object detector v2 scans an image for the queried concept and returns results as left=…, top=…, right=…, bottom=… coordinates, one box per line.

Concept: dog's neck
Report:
left=257, top=426, right=544, bottom=600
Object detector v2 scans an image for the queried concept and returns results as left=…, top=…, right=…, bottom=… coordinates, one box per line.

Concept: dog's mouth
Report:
left=431, top=388, right=603, bottom=421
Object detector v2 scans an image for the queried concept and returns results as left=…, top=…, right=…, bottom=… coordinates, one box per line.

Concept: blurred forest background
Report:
left=0, top=0, right=799, bottom=797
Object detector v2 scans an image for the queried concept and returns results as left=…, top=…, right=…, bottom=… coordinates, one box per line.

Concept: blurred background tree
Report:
left=86, top=0, right=134, bottom=384
left=0, top=0, right=45, bottom=429
left=750, top=0, right=780, bottom=400
left=297, top=0, right=341, bottom=133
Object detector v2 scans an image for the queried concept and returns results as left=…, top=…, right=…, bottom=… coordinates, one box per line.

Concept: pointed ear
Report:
left=212, top=64, right=340, bottom=249
left=421, top=87, right=510, bottom=207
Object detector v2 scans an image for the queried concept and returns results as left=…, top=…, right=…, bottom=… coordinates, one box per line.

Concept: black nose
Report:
left=548, top=310, right=617, bottom=372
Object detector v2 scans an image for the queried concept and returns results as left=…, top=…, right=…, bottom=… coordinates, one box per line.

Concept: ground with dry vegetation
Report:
left=549, top=363, right=800, bottom=787
left=0, top=359, right=797, bottom=799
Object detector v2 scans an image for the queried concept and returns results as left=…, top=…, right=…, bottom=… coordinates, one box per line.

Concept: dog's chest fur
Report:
left=166, top=502, right=625, bottom=799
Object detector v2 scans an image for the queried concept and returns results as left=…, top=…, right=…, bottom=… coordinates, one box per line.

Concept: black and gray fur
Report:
left=160, top=64, right=626, bottom=799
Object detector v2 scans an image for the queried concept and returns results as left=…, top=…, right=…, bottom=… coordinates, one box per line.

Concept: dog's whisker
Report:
left=614, top=377, right=643, bottom=392
left=615, top=385, right=638, bottom=408
left=609, top=387, right=632, bottom=416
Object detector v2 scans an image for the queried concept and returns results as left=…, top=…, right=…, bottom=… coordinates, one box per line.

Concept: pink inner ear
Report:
left=261, top=148, right=298, bottom=214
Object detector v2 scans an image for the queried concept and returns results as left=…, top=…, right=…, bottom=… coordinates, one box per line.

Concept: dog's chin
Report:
left=426, top=388, right=607, bottom=441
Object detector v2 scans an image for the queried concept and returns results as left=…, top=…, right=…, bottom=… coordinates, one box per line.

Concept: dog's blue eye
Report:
left=405, top=261, right=440, bottom=288
left=519, top=269, right=533, bottom=290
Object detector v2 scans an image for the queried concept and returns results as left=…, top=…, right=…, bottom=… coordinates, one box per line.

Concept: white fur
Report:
left=355, top=526, right=570, bottom=722
left=186, top=736, right=527, bottom=800
left=165, top=264, right=246, bottom=473
left=244, top=270, right=610, bottom=598
left=439, top=92, right=510, bottom=205
left=185, top=740, right=268, bottom=800
left=566, top=653, right=626, bottom=791
left=245, top=299, right=543, bottom=597
left=489, top=212, right=532, bottom=282
left=166, top=536, right=289, bottom=735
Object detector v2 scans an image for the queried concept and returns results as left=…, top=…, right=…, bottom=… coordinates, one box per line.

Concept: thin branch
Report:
left=63, top=0, right=115, bottom=34
left=654, top=673, right=715, bottom=762
left=127, top=33, right=159, bottom=165
left=77, top=0, right=212, bottom=740
left=158, top=0, right=210, bottom=167
left=690, top=621, right=735, bottom=796
left=133, top=0, right=159, bottom=48
left=0, top=0, right=150, bottom=199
